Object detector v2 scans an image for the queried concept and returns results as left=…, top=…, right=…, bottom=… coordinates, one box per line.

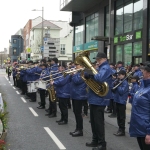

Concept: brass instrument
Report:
left=47, top=73, right=56, bottom=102
left=75, top=51, right=109, bottom=97
left=63, top=68, right=85, bottom=77
left=112, top=71, right=134, bottom=90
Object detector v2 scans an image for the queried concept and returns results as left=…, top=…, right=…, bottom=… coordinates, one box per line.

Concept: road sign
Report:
left=40, top=46, right=44, bottom=51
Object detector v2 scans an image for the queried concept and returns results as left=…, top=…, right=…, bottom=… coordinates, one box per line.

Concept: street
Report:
left=0, top=69, right=140, bottom=150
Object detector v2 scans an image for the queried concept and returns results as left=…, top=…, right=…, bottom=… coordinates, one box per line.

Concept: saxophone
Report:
left=47, top=73, right=56, bottom=102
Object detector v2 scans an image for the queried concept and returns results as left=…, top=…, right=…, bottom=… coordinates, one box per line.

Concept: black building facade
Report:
left=60, top=0, right=150, bottom=65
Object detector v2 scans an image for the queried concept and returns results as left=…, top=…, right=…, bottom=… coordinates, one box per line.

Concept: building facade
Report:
left=10, top=35, right=24, bottom=62
left=60, top=0, right=150, bottom=65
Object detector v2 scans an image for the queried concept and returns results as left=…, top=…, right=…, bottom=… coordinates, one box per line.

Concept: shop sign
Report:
left=73, top=44, right=84, bottom=53
left=114, top=31, right=142, bottom=44
left=84, top=41, right=98, bottom=51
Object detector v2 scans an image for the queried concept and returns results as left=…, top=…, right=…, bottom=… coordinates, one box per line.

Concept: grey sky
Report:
left=0, top=0, right=70, bottom=51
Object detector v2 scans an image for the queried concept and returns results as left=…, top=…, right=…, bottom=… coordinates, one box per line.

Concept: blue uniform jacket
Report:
left=117, top=67, right=126, bottom=73
left=129, top=79, right=150, bottom=137
left=113, top=79, right=129, bottom=105
left=128, top=82, right=139, bottom=104
left=133, top=69, right=143, bottom=78
left=71, top=72, right=87, bottom=100
left=20, top=70, right=27, bottom=82
left=111, top=68, right=116, bottom=74
left=54, top=74, right=71, bottom=99
left=12, top=67, right=17, bottom=77
left=88, top=61, right=113, bottom=106
left=40, top=68, right=50, bottom=81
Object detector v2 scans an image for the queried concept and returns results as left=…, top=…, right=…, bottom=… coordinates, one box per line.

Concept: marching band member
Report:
left=50, top=65, right=71, bottom=125
left=37, top=64, right=50, bottom=109
left=12, top=63, right=18, bottom=86
left=70, top=63, right=87, bottom=137
left=116, top=61, right=125, bottom=73
left=85, top=52, right=113, bottom=150
left=6, top=65, right=12, bottom=81
left=47, top=58, right=59, bottom=118
left=133, top=64, right=143, bottom=78
left=129, top=64, right=150, bottom=150
left=112, top=70, right=129, bottom=136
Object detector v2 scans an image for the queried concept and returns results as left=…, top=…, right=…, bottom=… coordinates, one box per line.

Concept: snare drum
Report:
left=30, top=82, right=37, bottom=92
left=35, top=80, right=47, bottom=90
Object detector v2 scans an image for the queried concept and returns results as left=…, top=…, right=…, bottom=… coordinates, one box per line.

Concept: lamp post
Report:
left=32, top=7, right=44, bottom=58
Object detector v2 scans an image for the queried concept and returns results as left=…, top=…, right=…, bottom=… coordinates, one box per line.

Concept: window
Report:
left=124, top=43, right=132, bottom=65
left=134, top=0, right=143, bottom=30
left=86, top=12, right=99, bottom=42
left=133, top=41, right=142, bottom=56
left=115, top=45, right=123, bottom=62
left=75, top=24, right=83, bottom=46
left=13, top=39, right=17, bottom=43
left=115, top=0, right=143, bottom=35
left=105, top=6, right=109, bottom=37
left=13, top=48, right=17, bottom=55
left=60, top=44, right=65, bottom=55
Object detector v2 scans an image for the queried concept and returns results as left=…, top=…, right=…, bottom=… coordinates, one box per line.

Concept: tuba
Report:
left=47, top=73, right=56, bottom=102
left=75, top=51, right=109, bottom=97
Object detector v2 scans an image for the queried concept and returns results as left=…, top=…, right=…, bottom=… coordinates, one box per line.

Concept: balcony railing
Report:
left=60, top=0, right=72, bottom=10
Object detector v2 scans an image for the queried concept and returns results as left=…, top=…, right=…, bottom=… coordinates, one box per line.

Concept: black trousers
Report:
left=49, top=98, right=57, bottom=115
left=8, top=73, right=11, bottom=80
left=40, top=90, right=46, bottom=107
left=13, top=77, right=17, bottom=86
left=22, top=81, right=27, bottom=94
left=82, top=100, right=88, bottom=116
left=30, top=92, right=36, bottom=101
left=109, top=99, right=116, bottom=115
left=90, top=105, right=106, bottom=146
left=59, top=98, right=69, bottom=122
left=67, top=99, right=71, bottom=108
left=137, top=137, right=150, bottom=150
left=116, top=103, right=126, bottom=131
left=72, top=99, right=87, bottom=130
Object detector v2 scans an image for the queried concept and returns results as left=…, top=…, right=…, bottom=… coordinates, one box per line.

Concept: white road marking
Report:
left=10, top=84, right=12, bottom=86
left=5, top=76, right=8, bottom=81
left=44, top=127, right=66, bottom=150
left=29, top=107, right=38, bottom=117
left=21, top=97, right=27, bottom=103
left=13, top=87, right=16, bottom=89
left=16, top=91, right=20, bottom=94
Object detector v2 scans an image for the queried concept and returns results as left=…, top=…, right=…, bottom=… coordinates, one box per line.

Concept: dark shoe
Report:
left=105, top=110, right=112, bottom=113
left=29, top=100, right=36, bottom=102
left=56, top=119, right=63, bottom=123
left=114, top=131, right=125, bottom=136
left=45, top=109, right=49, bottom=113
left=68, top=107, right=71, bottom=109
left=20, top=93, right=25, bottom=95
left=69, top=129, right=77, bottom=135
left=49, top=114, right=57, bottom=118
left=45, top=113, right=51, bottom=116
left=92, top=145, right=106, bottom=150
left=86, top=141, right=98, bottom=147
left=37, top=106, right=45, bottom=109
left=113, top=130, right=120, bottom=135
left=72, top=130, right=83, bottom=137
left=38, top=102, right=41, bottom=105
left=108, top=114, right=117, bottom=118
left=58, top=121, right=67, bottom=125
left=128, top=122, right=130, bottom=124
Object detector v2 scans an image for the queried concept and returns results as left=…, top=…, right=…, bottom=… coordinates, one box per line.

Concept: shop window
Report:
left=115, top=45, right=123, bottom=62
left=86, top=13, right=99, bottom=43
left=133, top=41, right=142, bottom=56
left=124, top=43, right=132, bottom=65
left=75, top=24, right=83, bottom=46
left=105, top=6, right=109, bottom=37
left=134, top=0, right=143, bottom=30
left=13, top=39, right=17, bottom=43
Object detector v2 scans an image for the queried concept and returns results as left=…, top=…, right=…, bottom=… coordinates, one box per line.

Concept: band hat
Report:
left=117, top=61, right=124, bottom=65
left=142, top=63, right=150, bottom=72
left=130, top=75, right=139, bottom=81
left=118, top=70, right=126, bottom=76
left=96, top=52, right=107, bottom=59
left=109, top=62, right=115, bottom=67
left=52, top=58, right=58, bottom=64
left=47, top=59, right=51, bottom=62
left=40, top=63, right=47, bottom=68
left=140, top=61, right=150, bottom=69
left=133, top=64, right=140, bottom=67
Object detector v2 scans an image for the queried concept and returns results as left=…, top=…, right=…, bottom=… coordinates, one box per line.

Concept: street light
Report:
left=32, top=7, right=44, bottom=58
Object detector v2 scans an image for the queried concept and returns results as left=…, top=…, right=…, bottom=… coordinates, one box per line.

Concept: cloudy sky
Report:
left=0, top=0, right=70, bottom=51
